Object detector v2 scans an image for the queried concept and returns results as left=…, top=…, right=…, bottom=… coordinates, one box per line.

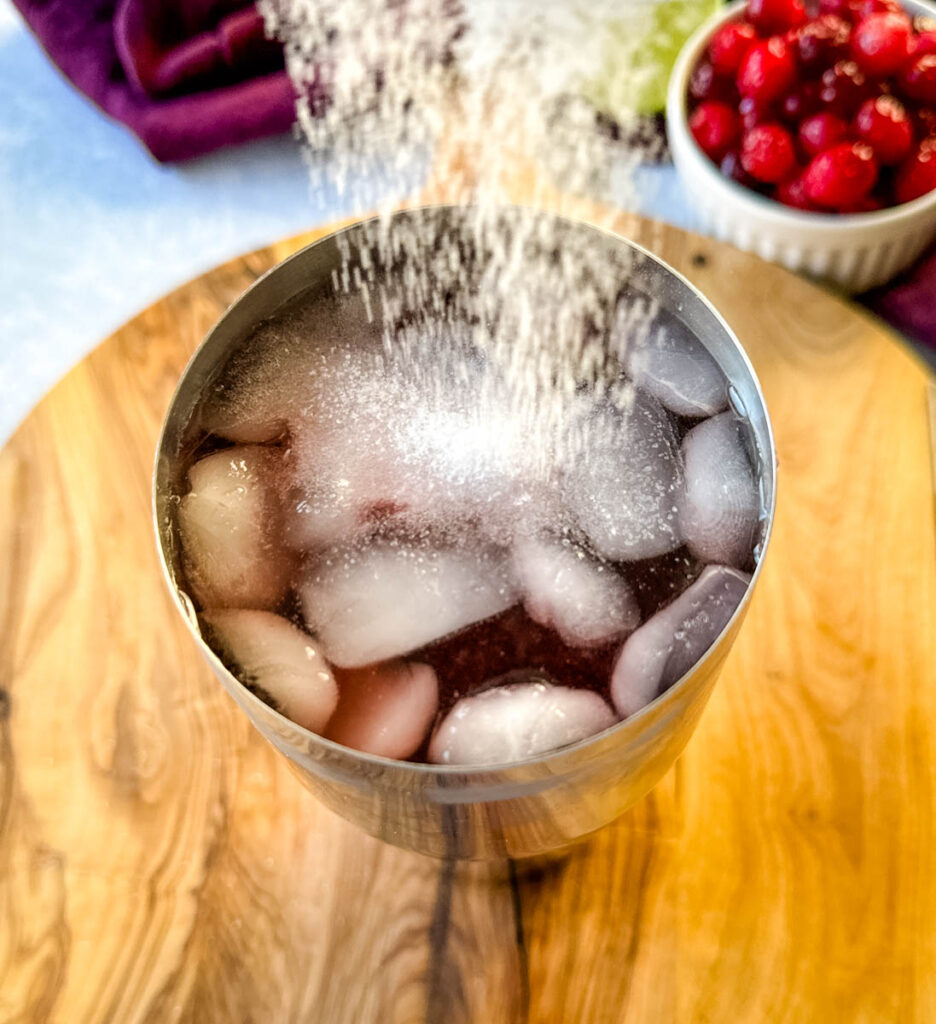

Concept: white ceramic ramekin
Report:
left=667, top=0, right=936, bottom=293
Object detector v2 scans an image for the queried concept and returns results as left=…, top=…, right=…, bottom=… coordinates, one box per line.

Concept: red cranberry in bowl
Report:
left=709, top=21, right=758, bottom=77
left=720, top=148, right=760, bottom=187
left=739, top=94, right=775, bottom=130
left=839, top=193, right=887, bottom=210
left=690, top=101, right=743, bottom=160
left=741, top=122, right=798, bottom=180
left=738, top=37, right=798, bottom=102
left=818, top=0, right=853, bottom=16
left=798, top=111, right=850, bottom=154
left=690, top=60, right=736, bottom=103
left=794, top=14, right=852, bottom=72
left=749, top=0, right=808, bottom=33
left=912, top=105, right=936, bottom=136
left=780, top=81, right=821, bottom=119
left=850, top=0, right=904, bottom=19
left=819, top=59, right=873, bottom=114
left=895, top=135, right=936, bottom=201
left=900, top=53, right=936, bottom=102
left=853, top=95, right=914, bottom=163
left=910, top=29, right=936, bottom=56
left=850, top=12, right=914, bottom=75
left=776, top=173, right=817, bottom=207
left=803, top=141, right=879, bottom=207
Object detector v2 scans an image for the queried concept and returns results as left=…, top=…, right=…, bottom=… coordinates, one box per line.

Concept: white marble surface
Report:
left=0, top=0, right=698, bottom=447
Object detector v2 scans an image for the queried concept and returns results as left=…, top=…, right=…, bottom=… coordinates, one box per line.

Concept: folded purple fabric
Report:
left=12, top=0, right=298, bottom=161
left=863, top=244, right=936, bottom=354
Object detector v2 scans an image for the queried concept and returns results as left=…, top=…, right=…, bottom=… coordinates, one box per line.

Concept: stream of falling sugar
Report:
left=256, top=0, right=667, bottom=430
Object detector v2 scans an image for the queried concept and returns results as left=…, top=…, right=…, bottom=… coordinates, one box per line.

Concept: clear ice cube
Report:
left=200, top=608, right=338, bottom=732
left=610, top=564, right=751, bottom=718
left=677, top=413, right=759, bottom=568
left=564, top=389, right=683, bottom=561
left=282, top=335, right=529, bottom=549
left=615, top=306, right=728, bottom=418
left=177, top=445, right=290, bottom=609
left=298, top=540, right=519, bottom=668
left=510, top=535, right=640, bottom=647
left=428, top=677, right=617, bottom=765
left=326, top=660, right=439, bottom=759
left=200, top=295, right=382, bottom=444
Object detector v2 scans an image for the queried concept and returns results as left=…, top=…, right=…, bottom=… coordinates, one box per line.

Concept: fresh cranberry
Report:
left=741, top=122, right=798, bottom=181
left=819, top=59, right=873, bottom=115
left=819, top=0, right=899, bottom=22
left=839, top=194, right=886, bottom=210
left=901, top=55, right=936, bottom=103
left=895, top=136, right=936, bottom=202
left=690, top=101, right=743, bottom=160
left=911, top=31, right=936, bottom=58
left=709, top=21, right=758, bottom=76
left=912, top=106, right=936, bottom=136
left=818, top=0, right=853, bottom=17
left=850, top=13, right=913, bottom=76
left=689, top=60, right=735, bottom=103
left=798, top=111, right=850, bottom=155
left=780, top=82, right=821, bottom=120
left=804, top=141, right=879, bottom=206
left=776, top=173, right=817, bottom=207
left=720, top=149, right=759, bottom=187
left=851, top=0, right=902, bottom=17
left=794, top=14, right=852, bottom=73
left=853, top=95, right=914, bottom=163
left=739, top=94, right=775, bottom=130
left=749, top=0, right=807, bottom=33
left=738, top=37, right=798, bottom=102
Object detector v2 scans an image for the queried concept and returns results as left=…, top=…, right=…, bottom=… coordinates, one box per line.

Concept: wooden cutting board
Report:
left=2, top=206, right=935, bottom=1023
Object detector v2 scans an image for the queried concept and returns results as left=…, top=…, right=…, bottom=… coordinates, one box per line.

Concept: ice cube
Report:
left=278, top=474, right=373, bottom=552
left=200, top=293, right=384, bottom=444
left=275, top=312, right=597, bottom=551
left=677, top=413, right=759, bottom=568
left=427, top=677, right=617, bottom=766
left=283, top=346, right=541, bottom=549
left=198, top=328, right=290, bottom=444
left=510, top=535, right=640, bottom=647
left=270, top=333, right=425, bottom=551
left=326, top=660, right=439, bottom=759
left=615, top=306, right=728, bottom=419
left=610, top=564, right=751, bottom=718
left=200, top=609, right=338, bottom=733
left=298, top=540, right=519, bottom=668
left=177, top=445, right=290, bottom=609
left=285, top=398, right=442, bottom=544
left=564, top=389, right=683, bottom=561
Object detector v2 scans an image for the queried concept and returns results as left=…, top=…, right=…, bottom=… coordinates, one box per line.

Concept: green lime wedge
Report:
left=582, top=0, right=722, bottom=117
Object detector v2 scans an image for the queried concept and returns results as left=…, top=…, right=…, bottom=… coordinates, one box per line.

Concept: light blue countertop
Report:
left=0, top=0, right=700, bottom=447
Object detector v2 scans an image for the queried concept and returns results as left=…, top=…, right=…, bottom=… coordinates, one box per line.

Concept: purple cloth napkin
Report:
left=863, top=245, right=936, bottom=354
left=12, top=0, right=297, bottom=161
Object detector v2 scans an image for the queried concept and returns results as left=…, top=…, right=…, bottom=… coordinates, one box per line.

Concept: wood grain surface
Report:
left=1, top=206, right=935, bottom=1023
